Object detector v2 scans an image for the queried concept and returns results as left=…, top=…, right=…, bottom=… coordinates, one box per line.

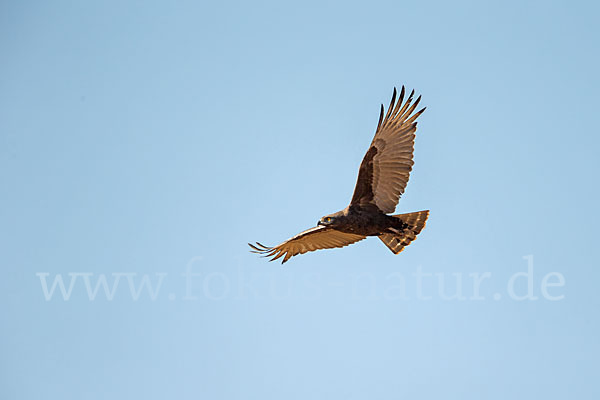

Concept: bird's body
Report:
left=319, top=207, right=405, bottom=236
left=250, top=86, right=429, bottom=263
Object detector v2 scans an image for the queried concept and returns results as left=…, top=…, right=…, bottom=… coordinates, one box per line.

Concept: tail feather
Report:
left=379, top=210, right=429, bottom=254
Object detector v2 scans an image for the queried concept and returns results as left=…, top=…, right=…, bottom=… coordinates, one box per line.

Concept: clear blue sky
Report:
left=2, top=1, right=599, bottom=399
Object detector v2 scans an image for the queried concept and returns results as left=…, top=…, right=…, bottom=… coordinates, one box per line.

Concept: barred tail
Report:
left=379, top=210, right=429, bottom=254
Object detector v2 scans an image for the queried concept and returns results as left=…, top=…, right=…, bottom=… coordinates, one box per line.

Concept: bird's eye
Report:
left=325, top=217, right=331, bottom=222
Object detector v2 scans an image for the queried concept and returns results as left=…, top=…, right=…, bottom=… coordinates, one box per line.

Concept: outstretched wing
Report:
left=249, top=226, right=366, bottom=264
left=350, top=87, right=425, bottom=213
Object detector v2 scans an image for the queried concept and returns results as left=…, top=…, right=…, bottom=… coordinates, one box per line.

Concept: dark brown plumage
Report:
left=250, top=87, right=429, bottom=263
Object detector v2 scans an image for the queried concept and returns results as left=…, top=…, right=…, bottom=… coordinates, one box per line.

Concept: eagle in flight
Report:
left=250, top=87, right=429, bottom=263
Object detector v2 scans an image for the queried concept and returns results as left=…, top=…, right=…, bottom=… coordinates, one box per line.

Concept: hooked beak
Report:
left=317, top=220, right=323, bottom=226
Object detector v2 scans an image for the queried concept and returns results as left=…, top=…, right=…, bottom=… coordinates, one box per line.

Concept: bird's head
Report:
left=317, top=211, right=344, bottom=227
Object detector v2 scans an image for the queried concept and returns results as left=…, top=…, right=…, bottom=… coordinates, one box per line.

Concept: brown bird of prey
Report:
left=249, top=87, right=429, bottom=263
